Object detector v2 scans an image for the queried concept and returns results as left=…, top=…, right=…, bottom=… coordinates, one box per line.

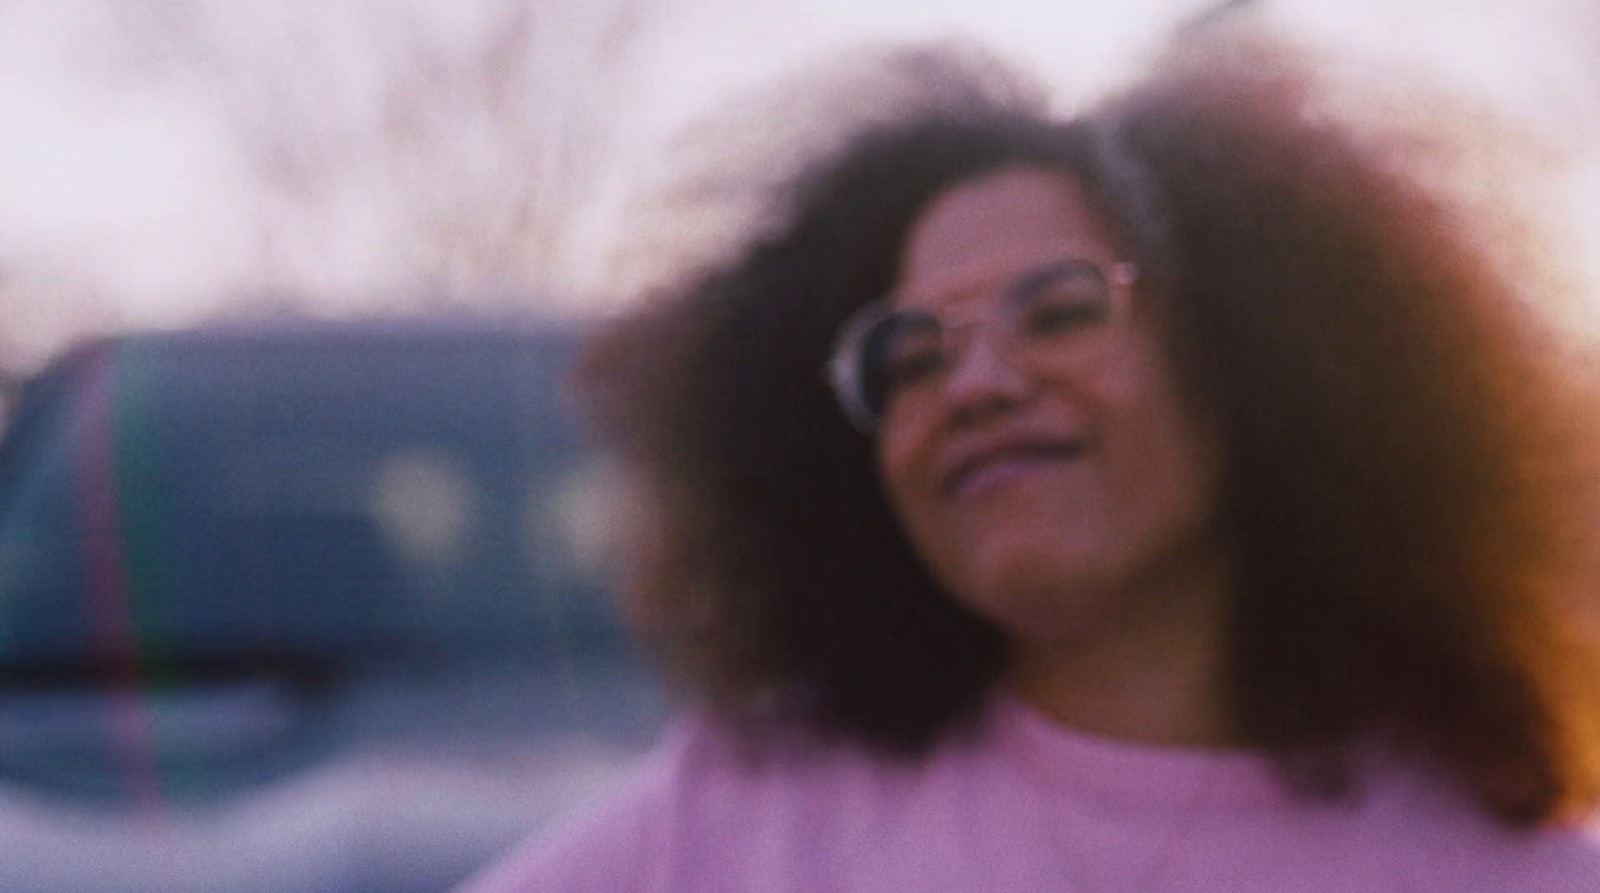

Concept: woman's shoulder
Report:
left=1370, top=760, right=1600, bottom=892
left=450, top=721, right=690, bottom=893
left=1398, top=807, right=1600, bottom=891
left=451, top=707, right=1008, bottom=893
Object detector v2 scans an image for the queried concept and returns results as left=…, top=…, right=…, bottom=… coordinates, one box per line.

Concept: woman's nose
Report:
left=940, top=332, right=1033, bottom=424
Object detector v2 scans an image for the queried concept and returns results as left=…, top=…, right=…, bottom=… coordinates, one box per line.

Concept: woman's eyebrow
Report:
left=1005, top=258, right=1099, bottom=298
left=896, top=248, right=1099, bottom=304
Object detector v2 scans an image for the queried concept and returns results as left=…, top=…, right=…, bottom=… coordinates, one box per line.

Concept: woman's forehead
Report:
left=893, top=167, right=1120, bottom=310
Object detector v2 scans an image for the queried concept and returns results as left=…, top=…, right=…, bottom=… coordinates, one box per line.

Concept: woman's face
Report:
left=876, top=166, right=1226, bottom=647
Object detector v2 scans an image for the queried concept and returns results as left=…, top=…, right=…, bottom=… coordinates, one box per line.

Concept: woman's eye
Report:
left=880, top=325, right=947, bottom=387
left=1011, top=265, right=1112, bottom=338
left=1020, top=293, right=1109, bottom=337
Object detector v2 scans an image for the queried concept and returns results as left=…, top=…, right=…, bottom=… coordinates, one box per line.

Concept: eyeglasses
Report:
left=826, top=255, right=1138, bottom=434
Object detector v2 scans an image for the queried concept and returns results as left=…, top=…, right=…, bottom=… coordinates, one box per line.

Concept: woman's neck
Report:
left=1006, top=555, right=1239, bottom=749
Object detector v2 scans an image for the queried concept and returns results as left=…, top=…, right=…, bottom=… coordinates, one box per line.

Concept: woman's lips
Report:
left=940, top=441, right=1088, bottom=501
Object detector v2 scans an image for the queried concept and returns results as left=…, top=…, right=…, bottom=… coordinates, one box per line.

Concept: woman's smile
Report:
left=938, top=430, right=1091, bottom=502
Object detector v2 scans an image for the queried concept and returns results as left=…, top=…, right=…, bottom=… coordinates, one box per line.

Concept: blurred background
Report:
left=1, top=1, right=1599, bottom=891
left=2, top=0, right=1598, bottom=376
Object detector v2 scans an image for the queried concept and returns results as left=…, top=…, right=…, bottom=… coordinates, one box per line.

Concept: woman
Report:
left=463, top=29, right=1600, bottom=892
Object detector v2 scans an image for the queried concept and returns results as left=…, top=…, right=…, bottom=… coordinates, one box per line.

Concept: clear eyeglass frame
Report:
left=825, top=257, right=1138, bottom=435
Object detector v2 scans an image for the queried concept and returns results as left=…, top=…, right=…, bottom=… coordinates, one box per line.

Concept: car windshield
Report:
left=0, top=324, right=617, bottom=668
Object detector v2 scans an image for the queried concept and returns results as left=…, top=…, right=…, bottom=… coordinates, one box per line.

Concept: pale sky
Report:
left=0, top=0, right=1596, bottom=368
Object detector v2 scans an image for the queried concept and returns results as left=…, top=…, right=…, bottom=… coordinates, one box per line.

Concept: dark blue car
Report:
left=0, top=319, right=668, bottom=892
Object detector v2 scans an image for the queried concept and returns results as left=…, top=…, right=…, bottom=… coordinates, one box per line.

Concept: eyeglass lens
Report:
left=854, top=258, right=1114, bottom=424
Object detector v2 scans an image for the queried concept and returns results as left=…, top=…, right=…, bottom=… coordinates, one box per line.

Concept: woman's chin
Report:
left=949, top=543, right=1121, bottom=640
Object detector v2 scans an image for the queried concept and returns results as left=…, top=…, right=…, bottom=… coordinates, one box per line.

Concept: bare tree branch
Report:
left=95, top=0, right=666, bottom=306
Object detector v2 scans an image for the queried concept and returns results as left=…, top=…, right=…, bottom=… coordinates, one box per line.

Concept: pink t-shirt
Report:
left=458, top=693, right=1600, bottom=892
